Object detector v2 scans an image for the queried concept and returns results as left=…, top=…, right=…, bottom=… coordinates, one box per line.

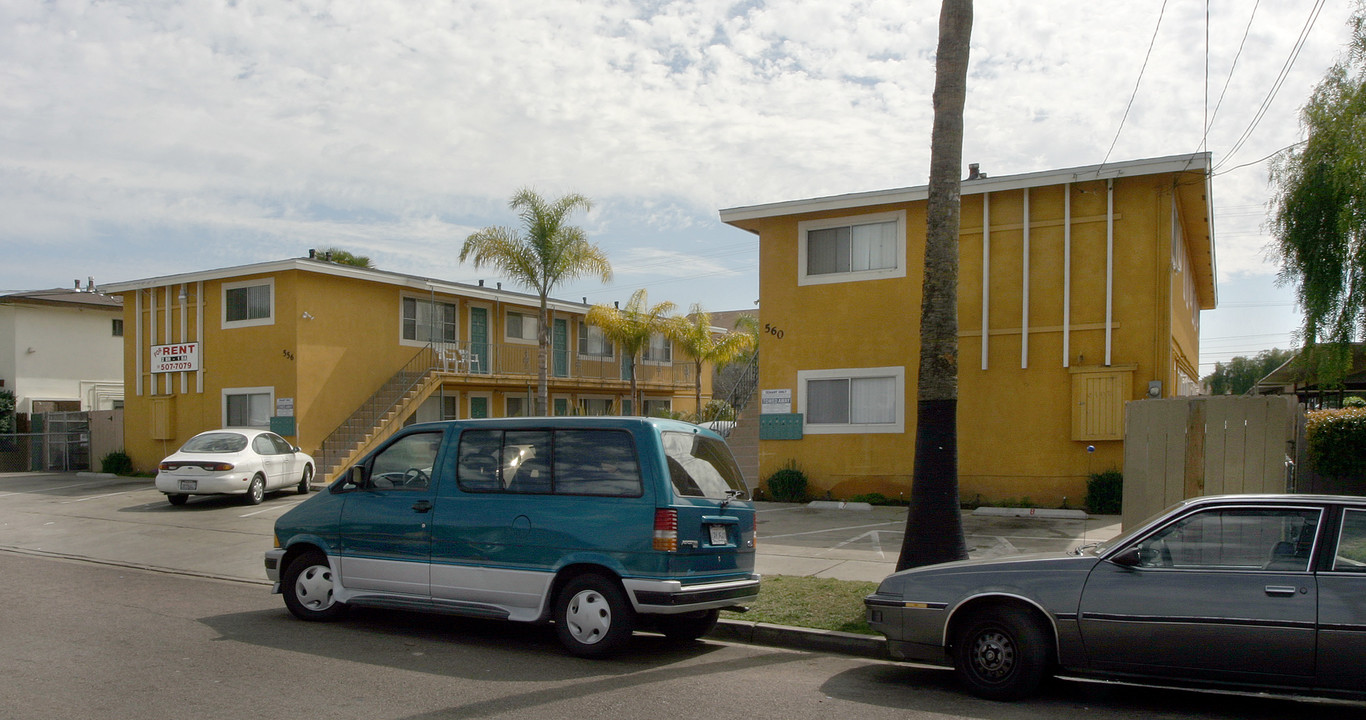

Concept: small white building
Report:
left=0, top=285, right=125, bottom=418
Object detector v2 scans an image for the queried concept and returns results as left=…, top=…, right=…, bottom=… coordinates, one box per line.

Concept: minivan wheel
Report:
left=554, top=574, right=635, bottom=658
left=655, top=609, right=720, bottom=642
left=297, top=464, right=313, bottom=494
left=244, top=474, right=266, bottom=505
left=282, top=550, right=348, bottom=621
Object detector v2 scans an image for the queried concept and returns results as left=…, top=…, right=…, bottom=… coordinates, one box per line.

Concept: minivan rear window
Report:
left=661, top=431, right=748, bottom=499
left=456, top=428, right=643, bottom=497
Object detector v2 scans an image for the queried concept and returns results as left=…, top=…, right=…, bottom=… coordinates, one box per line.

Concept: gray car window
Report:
left=1133, top=508, right=1320, bottom=571
left=1334, top=509, right=1366, bottom=572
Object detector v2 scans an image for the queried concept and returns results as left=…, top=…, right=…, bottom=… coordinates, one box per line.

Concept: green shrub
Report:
left=847, top=492, right=909, bottom=506
left=1307, top=408, right=1366, bottom=478
left=765, top=461, right=808, bottom=503
left=1344, top=396, right=1366, bottom=408
left=1086, top=470, right=1123, bottom=515
left=100, top=450, right=135, bottom=476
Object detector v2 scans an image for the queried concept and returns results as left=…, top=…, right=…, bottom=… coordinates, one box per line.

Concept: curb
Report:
left=711, top=618, right=888, bottom=660
left=76, top=472, right=118, bottom=479
left=972, top=506, right=1089, bottom=520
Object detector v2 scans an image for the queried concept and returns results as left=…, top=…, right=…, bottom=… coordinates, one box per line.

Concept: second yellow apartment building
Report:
left=104, top=258, right=707, bottom=479
left=720, top=153, right=1215, bottom=506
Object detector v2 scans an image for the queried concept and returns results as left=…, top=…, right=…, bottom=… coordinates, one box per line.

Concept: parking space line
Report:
left=761, top=521, right=900, bottom=540
left=60, top=491, right=130, bottom=504
left=0, top=480, right=122, bottom=498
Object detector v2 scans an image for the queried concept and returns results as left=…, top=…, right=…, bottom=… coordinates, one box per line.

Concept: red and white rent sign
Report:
left=151, top=343, right=201, bottom=374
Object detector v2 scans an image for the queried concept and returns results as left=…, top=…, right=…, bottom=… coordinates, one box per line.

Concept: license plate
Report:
left=178, top=480, right=197, bottom=491
left=709, top=524, right=728, bottom=546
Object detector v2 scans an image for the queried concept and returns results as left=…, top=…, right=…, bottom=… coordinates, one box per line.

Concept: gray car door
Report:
left=1077, top=505, right=1321, bottom=683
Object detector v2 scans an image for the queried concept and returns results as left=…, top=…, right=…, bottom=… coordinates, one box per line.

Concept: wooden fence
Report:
left=1122, top=396, right=1300, bottom=528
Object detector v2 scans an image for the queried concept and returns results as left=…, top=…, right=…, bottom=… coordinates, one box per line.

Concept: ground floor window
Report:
left=224, top=387, right=272, bottom=428
left=579, top=397, right=615, bottom=416
left=798, top=367, right=904, bottom=434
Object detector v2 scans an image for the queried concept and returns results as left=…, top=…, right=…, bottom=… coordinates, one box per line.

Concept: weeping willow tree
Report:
left=1269, top=6, right=1366, bottom=384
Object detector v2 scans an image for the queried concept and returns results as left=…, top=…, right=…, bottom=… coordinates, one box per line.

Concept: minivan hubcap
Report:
left=295, top=565, right=335, bottom=610
left=564, top=589, right=611, bottom=644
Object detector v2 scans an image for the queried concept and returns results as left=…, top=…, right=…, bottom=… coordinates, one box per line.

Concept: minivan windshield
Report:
left=180, top=432, right=248, bottom=453
left=661, top=431, right=749, bottom=500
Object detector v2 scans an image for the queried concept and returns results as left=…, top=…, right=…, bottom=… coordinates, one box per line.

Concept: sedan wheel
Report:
left=953, top=608, right=1050, bottom=701
left=554, top=574, right=635, bottom=658
left=282, top=550, right=348, bottom=621
left=167, top=493, right=189, bottom=506
left=243, top=474, right=265, bottom=505
left=297, top=464, right=313, bottom=495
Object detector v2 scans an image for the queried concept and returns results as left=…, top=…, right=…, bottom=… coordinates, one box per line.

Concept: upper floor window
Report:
left=799, top=367, right=905, bottom=434
left=578, top=323, right=614, bottom=358
left=798, top=211, right=906, bottom=286
left=506, top=311, right=538, bottom=342
left=402, top=297, right=457, bottom=344
left=112, top=319, right=124, bottom=337
left=642, top=333, right=672, bottom=363
left=223, top=279, right=274, bottom=328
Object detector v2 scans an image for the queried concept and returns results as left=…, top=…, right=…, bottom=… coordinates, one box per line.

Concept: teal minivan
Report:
left=265, top=417, right=759, bottom=657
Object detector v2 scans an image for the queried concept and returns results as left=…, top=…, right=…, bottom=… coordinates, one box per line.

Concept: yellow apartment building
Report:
left=720, top=153, right=1215, bottom=506
left=103, top=258, right=708, bottom=479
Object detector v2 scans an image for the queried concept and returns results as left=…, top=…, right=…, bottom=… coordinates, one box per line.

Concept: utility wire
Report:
left=1100, top=0, right=1170, bottom=170
left=1203, top=0, right=1260, bottom=142
left=1212, top=0, right=1327, bottom=172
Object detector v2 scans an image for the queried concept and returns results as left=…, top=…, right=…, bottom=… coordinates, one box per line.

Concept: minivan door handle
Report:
left=412, top=500, right=433, bottom=513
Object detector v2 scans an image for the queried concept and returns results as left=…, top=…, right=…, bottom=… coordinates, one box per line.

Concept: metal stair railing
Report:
left=318, top=344, right=437, bottom=478
left=703, top=351, right=758, bottom=423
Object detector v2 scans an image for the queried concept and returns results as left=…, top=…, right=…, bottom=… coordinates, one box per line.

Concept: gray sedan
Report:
left=865, top=494, right=1366, bottom=700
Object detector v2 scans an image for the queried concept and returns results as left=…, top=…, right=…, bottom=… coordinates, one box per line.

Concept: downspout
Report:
left=981, top=192, right=991, bottom=371
left=1021, top=188, right=1030, bottom=369
left=1063, top=183, right=1072, bottom=368
left=1106, top=178, right=1114, bottom=367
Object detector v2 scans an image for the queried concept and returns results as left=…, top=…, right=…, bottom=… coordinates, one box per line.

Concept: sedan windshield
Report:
left=180, top=433, right=249, bottom=453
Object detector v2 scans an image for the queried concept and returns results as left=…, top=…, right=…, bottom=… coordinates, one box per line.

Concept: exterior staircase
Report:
left=711, top=352, right=760, bottom=487
left=317, top=346, right=443, bottom=482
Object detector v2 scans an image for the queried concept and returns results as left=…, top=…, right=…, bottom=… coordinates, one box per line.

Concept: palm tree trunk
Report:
left=896, top=0, right=972, bottom=572
left=695, top=359, right=704, bottom=419
left=536, top=295, right=550, bottom=416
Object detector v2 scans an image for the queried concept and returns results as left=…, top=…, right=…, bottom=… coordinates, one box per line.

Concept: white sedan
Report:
left=156, top=429, right=314, bottom=506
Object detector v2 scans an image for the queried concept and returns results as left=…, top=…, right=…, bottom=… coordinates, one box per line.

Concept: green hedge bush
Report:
left=1086, top=470, right=1123, bottom=515
left=1307, top=407, right=1366, bottom=478
left=100, top=450, right=135, bottom=476
left=766, top=462, right=808, bottom=503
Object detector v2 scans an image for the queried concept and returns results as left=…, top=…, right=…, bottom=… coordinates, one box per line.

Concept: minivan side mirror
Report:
left=334, top=465, right=368, bottom=492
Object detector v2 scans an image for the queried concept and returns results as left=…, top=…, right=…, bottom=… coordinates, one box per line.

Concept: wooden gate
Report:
left=1122, top=396, right=1300, bottom=528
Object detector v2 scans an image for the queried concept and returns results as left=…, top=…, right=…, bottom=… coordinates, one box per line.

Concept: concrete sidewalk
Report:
left=752, top=501, right=1123, bottom=583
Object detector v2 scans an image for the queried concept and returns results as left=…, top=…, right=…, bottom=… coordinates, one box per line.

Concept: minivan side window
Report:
left=368, top=431, right=442, bottom=490
left=661, top=431, right=748, bottom=499
left=456, top=428, right=642, bottom=497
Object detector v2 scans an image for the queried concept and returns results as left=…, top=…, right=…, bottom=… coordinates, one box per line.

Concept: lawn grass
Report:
left=721, top=575, right=880, bottom=635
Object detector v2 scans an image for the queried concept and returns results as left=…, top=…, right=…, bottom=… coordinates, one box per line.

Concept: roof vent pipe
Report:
left=967, top=163, right=987, bottom=180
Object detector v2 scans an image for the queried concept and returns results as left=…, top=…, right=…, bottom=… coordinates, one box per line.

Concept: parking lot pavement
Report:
left=754, top=501, right=1122, bottom=583
left=0, top=474, right=1121, bottom=588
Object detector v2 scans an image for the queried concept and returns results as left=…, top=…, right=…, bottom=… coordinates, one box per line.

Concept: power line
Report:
left=1212, top=0, right=1327, bottom=172
left=1100, top=0, right=1170, bottom=169
left=1203, top=0, right=1260, bottom=143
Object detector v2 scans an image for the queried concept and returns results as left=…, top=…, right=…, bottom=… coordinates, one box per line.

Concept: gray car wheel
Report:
left=953, top=607, right=1050, bottom=701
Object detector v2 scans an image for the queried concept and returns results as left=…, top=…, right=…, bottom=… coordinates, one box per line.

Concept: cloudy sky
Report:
left=1, top=1, right=1356, bottom=374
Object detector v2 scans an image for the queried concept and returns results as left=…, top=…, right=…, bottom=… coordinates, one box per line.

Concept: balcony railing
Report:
left=431, top=340, right=693, bottom=387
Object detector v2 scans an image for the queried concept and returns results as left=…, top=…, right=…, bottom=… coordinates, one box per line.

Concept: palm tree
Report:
left=668, top=306, right=756, bottom=420
left=896, top=0, right=972, bottom=571
left=585, top=289, right=676, bottom=415
left=315, top=247, right=374, bottom=268
left=461, top=189, right=612, bottom=415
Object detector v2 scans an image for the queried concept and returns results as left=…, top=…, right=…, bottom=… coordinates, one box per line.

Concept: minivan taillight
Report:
left=653, top=509, right=678, bottom=552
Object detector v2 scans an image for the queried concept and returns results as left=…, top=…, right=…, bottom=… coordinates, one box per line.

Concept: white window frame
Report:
left=222, top=278, right=275, bottom=329
left=578, top=395, right=616, bottom=417
left=641, top=333, right=672, bottom=365
left=797, top=366, right=905, bottom=434
left=578, top=323, right=615, bottom=359
left=505, top=309, right=539, bottom=344
left=222, top=386, right=274, bottom=428
left=797, top=210, right=906, bottom=286
left=400, top=295, right=459, bottom=347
